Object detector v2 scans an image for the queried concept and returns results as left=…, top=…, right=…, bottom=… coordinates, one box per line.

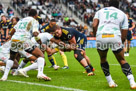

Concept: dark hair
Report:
left=50, top=19, right=56, bottom=22
left=109, top=0, right=119, bottom=8
left=11, top=17, right=20, bottom=22
left=50, top=25, right=60, bottom=32
left=28, top=9, right=37, bottom=16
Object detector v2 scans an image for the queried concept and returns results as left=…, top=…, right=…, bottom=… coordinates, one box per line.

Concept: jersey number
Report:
left=104, top=11, right=118, bottom=20
left=19, top=22, right=28, bottom=29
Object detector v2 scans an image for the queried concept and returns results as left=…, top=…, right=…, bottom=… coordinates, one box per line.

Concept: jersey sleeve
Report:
left=46, top=33, right=53, bottom=40
left=121, top=14, right=128, bottom=30
left=32, top=19, right=39, bottom=33
left=93, top=11, right=99, bottom=19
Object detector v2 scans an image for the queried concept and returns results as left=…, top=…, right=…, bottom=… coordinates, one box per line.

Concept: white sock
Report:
left=23, top=62, right=38, bottom=72
left=106, top=75, right=114, bottom=83
left=37, top=57, right=45, bottom=76
left=2, top=60, right=14, bottom=79
left=18, top=60, right=27, bottom=70
left=127, top=74, right=135, bottom=85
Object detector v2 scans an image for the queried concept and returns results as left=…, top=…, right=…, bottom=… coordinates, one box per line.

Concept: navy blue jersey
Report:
left=8, top=23, right=14, bottom=32
left=128, top=18, right=133, bottom=28
left=54, top=27, right=87, bottom=50
left=36, top=16, right=43, bottom=24
left=0, top=20, right=10, bottom=30
left=40, top=23, right=51, bottom=33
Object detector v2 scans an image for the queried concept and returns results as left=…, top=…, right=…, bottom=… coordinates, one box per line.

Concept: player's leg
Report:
left=26, top=46, right=51, bottom=81
left=97, top=49, right=117, bottom=87
left=0, top=61, right=5, bottom=66
left=17, top=56, right=38, bottom=77
left=59, top=50, right=69, bottom=69
left=0, top=50, right=18, bottom=81
left=74, top=50, right=94, bottom=76
left=82, top=50, right=95, bottom=72
left=46, top=47, right=59, bottom=70
left=113, top=49, right=136, bottom=89
left=124, top=40, right=127, bottom=56
left=127, top=40, right=131, bottom=56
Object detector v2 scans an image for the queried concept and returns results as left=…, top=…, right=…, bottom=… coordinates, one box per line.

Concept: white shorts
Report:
left=0, top=53, right=9, bottom=63
left=96, top=34, right=123, bottom=51
left=10, top=39, right=34, bottom=52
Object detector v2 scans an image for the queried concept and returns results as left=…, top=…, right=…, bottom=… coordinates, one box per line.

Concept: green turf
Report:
left=0, top=48, right=136, bottom=91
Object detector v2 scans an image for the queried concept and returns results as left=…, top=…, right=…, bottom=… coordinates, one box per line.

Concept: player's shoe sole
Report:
left=37, top=75, right=51, bottom=81
left=13, top=71, right=19, bottom=76
left=83, top=68, right=95, bottom=73
left=53, top=65, right=60, bottom=70
left=109, top=81, right=118, bottom=88
left=0, top=77, right=7, bottom=81
left=18, top=69, right=29, bottom=77
left=87, top=72, right=95, bottom=76
left=130, top=83, right=136, bottom=89
left=61, top=66, right=69, bottom=69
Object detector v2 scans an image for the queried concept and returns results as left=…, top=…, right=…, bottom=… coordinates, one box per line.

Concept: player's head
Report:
left=125, top=12, right=129, bottom=19
left=51, top=25, right=62, bottom=37
left=1, top=14, right=6, bottom=22
left=109, top=0, right=119, bottom=8
left=11, top=17, right=19, bottom=25
left=49, top=19, right=56, bottom=28
left=29, top=9, right=38, bottom=19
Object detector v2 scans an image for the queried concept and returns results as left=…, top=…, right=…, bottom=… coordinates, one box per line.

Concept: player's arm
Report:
left=8, top=28, right=16, bottom=40
left=129, top=21, right=135, bottom=31
left=93, top=12, right=99, bottom=37
left=121, top=14, right=129, bottom=43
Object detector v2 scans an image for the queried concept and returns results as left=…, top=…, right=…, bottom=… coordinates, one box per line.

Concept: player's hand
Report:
left=129, top=28, right=133, bottom=31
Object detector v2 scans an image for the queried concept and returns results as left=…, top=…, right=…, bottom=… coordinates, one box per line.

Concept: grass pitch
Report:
left=0, top=48, right=136, bottom=91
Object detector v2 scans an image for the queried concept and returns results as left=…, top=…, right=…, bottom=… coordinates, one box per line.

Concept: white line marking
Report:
left=110, top=64, right=136, bottom=67
left=7, top=80, right=87, bottom=91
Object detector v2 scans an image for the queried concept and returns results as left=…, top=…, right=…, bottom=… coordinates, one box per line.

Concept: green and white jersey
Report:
left=12, top=17, right=39, bottom=41
left=94, top=7, right=128, bottom=36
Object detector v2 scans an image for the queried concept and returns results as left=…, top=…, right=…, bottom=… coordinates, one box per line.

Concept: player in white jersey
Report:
left=0, top=41, right=33, bottom=74
left=17, top=32, right=60, bottom=77
left=93, top=0, right=136, bottom=89
left=0, top=9, right=51, bottom=81
left=0, top=41, right=18, bottom=73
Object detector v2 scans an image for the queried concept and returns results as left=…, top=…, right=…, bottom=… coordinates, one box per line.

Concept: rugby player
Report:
left=93, top=0, right=136, bottom=89
left=124, top=13, right=135, bottom=56
left=0, top=9, right=51, bottom=81
left=51, top=25, right=95, bottom=76
left=40, top=19, right=69, bottom=69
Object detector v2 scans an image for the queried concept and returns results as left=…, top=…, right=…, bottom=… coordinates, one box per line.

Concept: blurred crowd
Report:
left=0, top=0, right=136, bottom=46
left=0, top=3, right=18, bottom=45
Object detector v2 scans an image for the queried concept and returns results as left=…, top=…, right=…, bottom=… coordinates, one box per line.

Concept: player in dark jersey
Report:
left=0, top=15, right=10, bottom=45
left=124, top=13, right=135, bottom=56
left=40, top=19, right=56, bottom=33
left=40, top=19, right=69, bottom=69
left=51, top=25, right=95, bottom=76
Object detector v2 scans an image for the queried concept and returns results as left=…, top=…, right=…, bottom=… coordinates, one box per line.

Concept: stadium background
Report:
left=0, top=0, right=136, bottom=91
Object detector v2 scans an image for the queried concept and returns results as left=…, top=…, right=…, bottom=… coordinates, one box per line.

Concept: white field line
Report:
left=7, top=80, right=87, bottom=91
left=110, top=64, right=136, bottom=67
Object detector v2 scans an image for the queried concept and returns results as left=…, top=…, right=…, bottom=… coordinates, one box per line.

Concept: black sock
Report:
left=101, top=62, right=110, bottom=76
left=127, top=51, right=129, bottom=53
left=121, top=63, right=132, bottom=76
left=85, top=65, right=92, bottom=73
left=88, top=64, right=93, bottom=70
